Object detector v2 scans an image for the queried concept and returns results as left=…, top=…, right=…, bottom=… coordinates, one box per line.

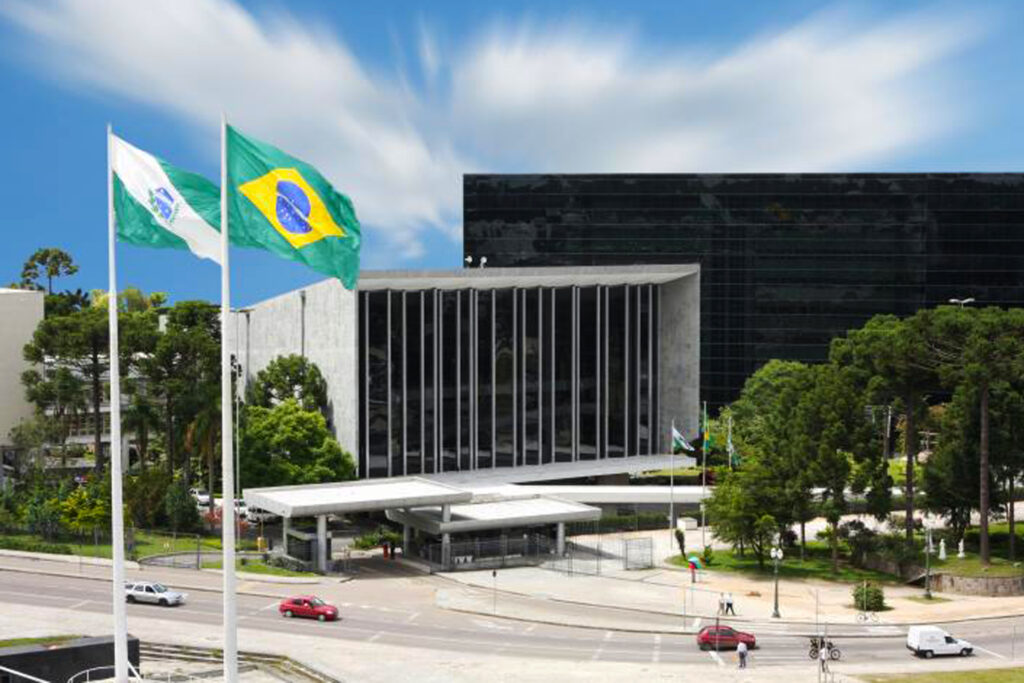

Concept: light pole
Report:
left=770, top=546, right=783, bottom=619
left=924, top=528, right=933, bottom=600
left=949, top=297, right=975, bottom=309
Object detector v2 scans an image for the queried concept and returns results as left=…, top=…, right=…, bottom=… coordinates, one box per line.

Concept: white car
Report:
left=906, top=625, right=973, bottom=658
left=125, top=581, right=187, bottom=607
left=189, top=488, right=211, bottom=507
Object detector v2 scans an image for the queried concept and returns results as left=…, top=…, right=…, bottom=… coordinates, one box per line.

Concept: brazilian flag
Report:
left=227, top=126, right=361, bottom=289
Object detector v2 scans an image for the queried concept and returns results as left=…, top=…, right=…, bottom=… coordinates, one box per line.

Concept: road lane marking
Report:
left=974, top=645, right=1007, bottom=659
left=524, top=624, right=537, bottom=633
left=405, top=612, right=420, bottom=623
left=604, top=631, right=614, bottom=641
left=692, top=618, right=701, bottom=631
left=709, top=651, right=724, bottom=667
left=68, top=599, right=91, bottom=610
left=367, top=632, right=382, bottom=642
left=260, top=601, right=279, bottom=611
left=652, top=634, right=661, bottom=662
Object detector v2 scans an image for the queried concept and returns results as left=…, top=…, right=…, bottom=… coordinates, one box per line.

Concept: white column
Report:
left=403, top=524, right=411, bottom=554
left=317, top=515, right=328, bottom=573
left=556, top=522, right=566, bottom=555
left=282, top=517, right=290, bottom=554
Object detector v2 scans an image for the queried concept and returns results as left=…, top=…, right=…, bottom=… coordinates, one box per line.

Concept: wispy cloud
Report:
left=1, top=1, right=984, bottom=266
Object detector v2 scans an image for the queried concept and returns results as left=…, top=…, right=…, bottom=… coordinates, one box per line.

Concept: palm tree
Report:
left=122, top=379, right=160, bottom=471
left=184, top=388, right=221, bottom=497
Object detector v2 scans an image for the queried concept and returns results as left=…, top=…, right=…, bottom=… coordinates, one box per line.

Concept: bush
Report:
left=352, top=526, right=402, bottom=550
left=674, top=528, right=686, bottom=556
left=852, top=582, right=886, bottom=612
left=702, top=545, right=714, bottom=567
left=0, top=536, right=73, bottom=555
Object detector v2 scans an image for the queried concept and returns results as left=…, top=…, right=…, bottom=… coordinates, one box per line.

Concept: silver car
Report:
left=125, top=581, right=187, bottom=607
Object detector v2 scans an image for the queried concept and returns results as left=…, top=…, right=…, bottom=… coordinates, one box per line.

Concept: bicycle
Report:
left=856, top=611, right=879, bottom=624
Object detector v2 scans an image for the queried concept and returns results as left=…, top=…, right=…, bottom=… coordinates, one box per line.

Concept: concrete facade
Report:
left=0, top=289, right=44, bottom=449
left=232, top=278, right=358, bottom=455
left=237, top=265, right=699, bottom=481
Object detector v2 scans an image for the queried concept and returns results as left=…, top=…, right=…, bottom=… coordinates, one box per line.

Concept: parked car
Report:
left=125, top=581, right=187, bottom=607
left=906, top=626, right=972, bottom=658
left=189, top=488, right=211, bottom=507
left=696, top=625, right=756, bottom=651
left=246, top=506, right=279, bottom=523
left=279, top=595, right=339, bottom=622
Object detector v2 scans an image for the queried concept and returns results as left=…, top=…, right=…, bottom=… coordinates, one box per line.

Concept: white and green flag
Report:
left=111, top=134, right=221, bottom=262
left=671, top=421, right=694, bottom=453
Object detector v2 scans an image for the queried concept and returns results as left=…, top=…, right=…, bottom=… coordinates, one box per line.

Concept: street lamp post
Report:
left=924, top=528, right=933, bottom=600
left=770, top=546, right=783, bottom=619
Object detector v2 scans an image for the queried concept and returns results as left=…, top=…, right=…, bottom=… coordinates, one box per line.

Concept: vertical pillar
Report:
left=316, top=515, right=327, bottom=573
left=556, top=522, right=566, bottom=555
left=282, top=517, right=290, bottom=555
left=442, top=504, right=452, bottom=567
left=387, top=290, right=392, bottom=477
left=403, top=523, right=411, bottom=554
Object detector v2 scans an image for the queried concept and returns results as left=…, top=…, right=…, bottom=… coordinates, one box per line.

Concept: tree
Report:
left=241, top=399, right=355, bottom=488
left=19, top=365, right=86, bottom=464
left=831, top=313, right=936, bottom=545
left=163, top=479, right=200, bottom=533
left=926, top=306, right=1024, bottom=564
left=248, top=354, right=329, bottom=415
left=20, top=248, right=78, bottom=294
left=122, top=378, right=160, bottom=471
left=89, top=287, right=168, bottom=313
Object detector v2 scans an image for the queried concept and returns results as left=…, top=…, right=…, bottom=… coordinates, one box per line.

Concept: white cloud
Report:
left=0, top=1, right=983, bottom=266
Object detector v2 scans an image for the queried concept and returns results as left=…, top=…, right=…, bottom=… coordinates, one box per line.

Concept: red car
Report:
left=696, top=625, right=756, bottom=650
left=279, top=595, right=339, bottom=622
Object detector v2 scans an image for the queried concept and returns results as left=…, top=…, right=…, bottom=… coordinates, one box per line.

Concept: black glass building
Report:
left=463, top=174, right=1024, bottom=408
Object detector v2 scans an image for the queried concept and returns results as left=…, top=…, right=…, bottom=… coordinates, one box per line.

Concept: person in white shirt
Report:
left=737, top=640, right=748, bottom=669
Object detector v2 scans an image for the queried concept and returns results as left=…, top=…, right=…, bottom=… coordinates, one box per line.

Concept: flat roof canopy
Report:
left=386, top=496, right=601, bottom=535
left=244, top=477, right=473, bottom=518
left=358, top=264, right=698, bottom=291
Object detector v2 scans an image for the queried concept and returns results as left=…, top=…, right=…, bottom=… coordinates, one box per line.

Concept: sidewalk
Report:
left=436, top=529, right=1024, bottom=630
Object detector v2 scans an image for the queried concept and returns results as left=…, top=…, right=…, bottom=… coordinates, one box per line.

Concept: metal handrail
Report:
left=66, top=662, right=144, bottom=683
left=0, top=663, right=51, bottom=683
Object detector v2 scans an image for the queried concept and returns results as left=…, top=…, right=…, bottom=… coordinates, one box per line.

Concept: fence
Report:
left=414, top=533, right=557, bottom=572
left=546, top=535, right=655, bottom=576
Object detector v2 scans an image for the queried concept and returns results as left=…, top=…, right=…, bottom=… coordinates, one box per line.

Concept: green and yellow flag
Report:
left=226, top=126, right=361, bottom=288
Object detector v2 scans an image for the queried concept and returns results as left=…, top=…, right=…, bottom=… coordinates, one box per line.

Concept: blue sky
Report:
left=1, top=0, right=1022, bottom=306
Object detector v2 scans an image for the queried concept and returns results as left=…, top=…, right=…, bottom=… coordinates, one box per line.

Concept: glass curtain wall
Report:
left=358, top=284, right=659, bottom=478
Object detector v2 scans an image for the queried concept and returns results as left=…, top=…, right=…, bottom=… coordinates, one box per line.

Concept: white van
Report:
left=906, top=626, right=973, bottom=658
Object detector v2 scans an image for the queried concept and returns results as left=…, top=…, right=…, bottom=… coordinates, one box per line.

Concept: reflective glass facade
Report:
left=357, top=285, right=660, bottom=478
left=463, top=174, right=1024, bottom=408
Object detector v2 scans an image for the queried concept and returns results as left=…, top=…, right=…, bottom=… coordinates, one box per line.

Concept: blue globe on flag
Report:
left=275, top=180, right=313, bottom=234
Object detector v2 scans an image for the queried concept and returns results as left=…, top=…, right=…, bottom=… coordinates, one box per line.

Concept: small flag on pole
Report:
left=226, top=126, right=362, bottom=289
left=702, top=403, right=714, bottom=452
left=672, top=421, right=695, bottom=453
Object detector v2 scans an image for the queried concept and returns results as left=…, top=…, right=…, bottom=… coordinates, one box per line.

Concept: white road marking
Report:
left=524, top=624, right=537, bottom=633
left=709, top=651, right=724, bottom=667
left=68, top=599, right=91, bottom=610
left=692, top=618, right=702, bottom=631
left=367, top=632, right=382, bottom=642
left=652, top=634, right=662, bottom=662
left=603, top=631, right=614, bottom=642
left=259, top=601, right=279, bottom=611
left=974, top=645, right=1007, bottom=659
left=405, top=612, right=420, bottom=623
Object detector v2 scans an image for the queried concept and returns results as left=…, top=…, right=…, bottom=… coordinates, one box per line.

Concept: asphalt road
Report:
left=1, top=569, right=1022, bottom=670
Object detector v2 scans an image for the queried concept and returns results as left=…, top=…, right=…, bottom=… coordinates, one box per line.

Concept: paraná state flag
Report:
left=226, top=126, right=361, bottom=289
left=111, top=135, right=221, bottom=263
left=672, top=421, right=694, bottom=453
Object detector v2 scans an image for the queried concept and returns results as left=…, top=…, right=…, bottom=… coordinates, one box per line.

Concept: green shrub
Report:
left=852, top=582, right=886, bottom=612
left=352, top=526, right=402, bottom=550
left=702, top=545, right=714, bottom=567
left=0, top=536, right=73, bottom=555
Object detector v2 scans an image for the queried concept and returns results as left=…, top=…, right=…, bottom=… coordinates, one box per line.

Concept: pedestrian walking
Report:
left=819, top=645, right=828, bottom=673
left=725, top=592, right=736, bottom=615
left=737, top=640, right=748, bottom=669
left=718, top=593, right=725, bottom=615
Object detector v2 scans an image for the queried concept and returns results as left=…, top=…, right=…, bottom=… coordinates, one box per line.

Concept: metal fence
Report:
left=546, top=536, right=655, bottom=576
left=414, top=534, right=557, bottom=572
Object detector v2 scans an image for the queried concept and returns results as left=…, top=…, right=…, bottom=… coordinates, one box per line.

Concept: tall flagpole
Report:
left=220, top=113, right=238, bottom=682
left=106, top=124, right=130, bottom=682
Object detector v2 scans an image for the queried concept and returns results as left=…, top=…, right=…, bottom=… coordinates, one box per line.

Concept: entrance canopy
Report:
left=244, top=477, right=472, bottom=518
left=386, top=496, right=601, bottom=535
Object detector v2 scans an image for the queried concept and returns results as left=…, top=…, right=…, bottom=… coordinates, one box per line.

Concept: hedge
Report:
left=0, top=536, right=73, bottom=555
left=852, top=582, right=886, bottom=612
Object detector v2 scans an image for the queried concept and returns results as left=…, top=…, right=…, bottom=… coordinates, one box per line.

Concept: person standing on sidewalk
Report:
left=737, top=640, right=748, bottom=669
left=725, top=592, right=736, bottom=615
left=819, top=645, right=828, bottom=673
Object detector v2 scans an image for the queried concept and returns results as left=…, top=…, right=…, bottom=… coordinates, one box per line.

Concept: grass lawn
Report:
left=886, top=458, right=919, bottom=487
left=863, top=669, right=1024, bottom=683
left=929, top=554, right=1024, bottom=578
left=201, top=558, right=316, bottom=577
left=0, top=635, right=83, bottom=648
left=904, top=595, right=952, bottom=605
left=639, top=466, right=703, bottom=478
left=0, top=530, right=257, bottom=560
left=669, top=544, right=900, bottom=584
